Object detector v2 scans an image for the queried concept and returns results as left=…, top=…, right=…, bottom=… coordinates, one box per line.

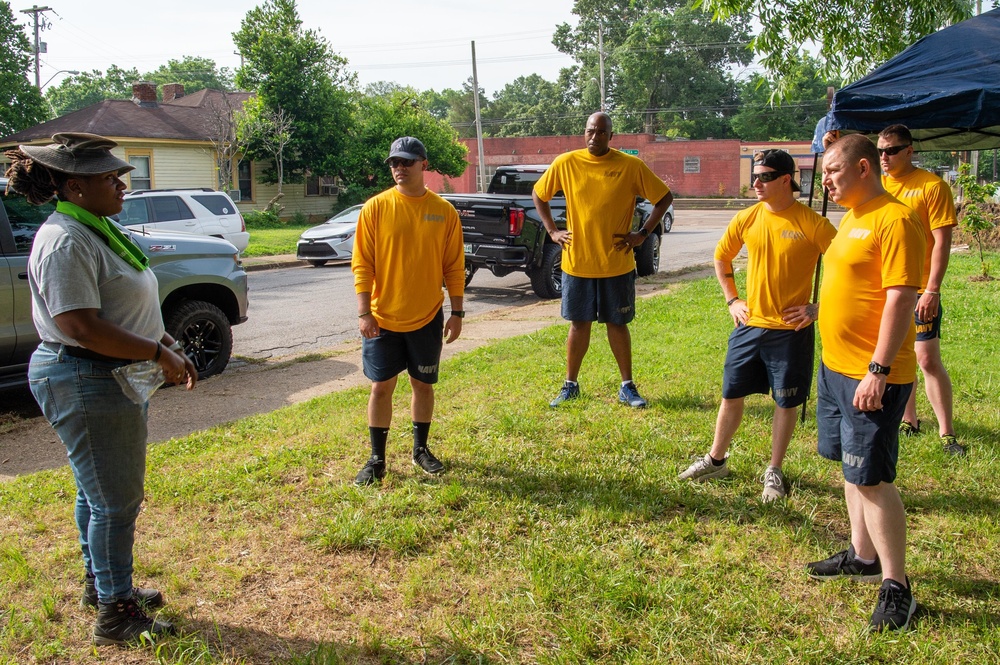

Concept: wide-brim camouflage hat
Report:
left=19, top=132, right=134, bottom=176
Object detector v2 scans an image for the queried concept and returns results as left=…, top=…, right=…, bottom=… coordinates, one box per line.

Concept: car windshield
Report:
left=326, top=206, right=362, bottom=224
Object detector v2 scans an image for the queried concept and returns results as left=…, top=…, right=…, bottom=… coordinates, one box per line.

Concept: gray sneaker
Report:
left=549, top=381, right=580, bottom=407
left=761, top=466, right=787, bottom=502
left=678, top=453, right=730, bottom=482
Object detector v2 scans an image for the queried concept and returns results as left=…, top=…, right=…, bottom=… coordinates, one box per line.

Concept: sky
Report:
left=31, top=0, right=581, bottom=95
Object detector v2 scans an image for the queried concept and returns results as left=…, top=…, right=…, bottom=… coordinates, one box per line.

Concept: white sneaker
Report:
left=678, top=454, right=730, bottom=482
left=761, top=466, right=786, bottom=502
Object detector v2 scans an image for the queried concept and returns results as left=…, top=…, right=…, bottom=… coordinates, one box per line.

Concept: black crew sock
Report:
left=412, top=421, right=431, bottom=454
left=369, top=427, right=389, bottom=460
left=709, top=455, right=726, bottom=466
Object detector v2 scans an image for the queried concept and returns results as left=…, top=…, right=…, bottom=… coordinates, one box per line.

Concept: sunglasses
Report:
left=753, top=171, right=790, bottom=183
left=877, top=144, right=911, bottom=156
left=387, top=158, right=417, bottom=168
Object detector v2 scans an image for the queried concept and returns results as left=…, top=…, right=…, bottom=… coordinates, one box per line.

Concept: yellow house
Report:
left=0, top=82, right=340, bottom=221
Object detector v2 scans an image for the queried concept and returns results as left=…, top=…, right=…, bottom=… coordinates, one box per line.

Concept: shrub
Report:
left=243, top=209, right=282, bottom=229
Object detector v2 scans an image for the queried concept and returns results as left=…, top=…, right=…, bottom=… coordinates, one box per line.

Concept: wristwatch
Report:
left=638, top=227, right=650, bottom=237
left=451, top=310, right=465, bottom=318
left=868, top=361, right=891, bottom=376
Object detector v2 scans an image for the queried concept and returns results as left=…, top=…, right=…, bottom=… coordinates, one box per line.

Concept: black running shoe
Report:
left=412, top=446, right=444, bottom=475
left=806, top=545, right=882, bottom=582
left=93, top=597, right=176, bottom=646
left=354, top=456, right=386, bottom=486
left=869, top=577, right=916, bottom=632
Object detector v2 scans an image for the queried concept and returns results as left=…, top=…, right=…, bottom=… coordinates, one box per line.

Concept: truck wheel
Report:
left=635, top=231, right=661, bottom=277
left=309, top=260, right=328, bottom=267
left=163, top=300, right=233, bottom=380
left=529, top=242, right=563, bottom=299
left=662, top=211, right=673, bottom=233
left=464, top=261, right=477, bottom=287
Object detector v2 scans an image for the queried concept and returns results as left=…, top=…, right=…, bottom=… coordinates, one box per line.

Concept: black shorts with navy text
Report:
left=722, top=324, right=815, bottom=408
left=361, top=308, right=444, bottom=384
left=915, top=301, right=943, bottom=341
left=816, top=363, right=912, bottom=486
left=561, top=271, right=636, bottom=325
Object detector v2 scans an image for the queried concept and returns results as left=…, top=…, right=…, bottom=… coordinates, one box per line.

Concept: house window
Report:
left=126, top=152, right=152, bottom=190
left=305, top=174, right=339, bottom=197
left=683, top=157, right=701, bottom=174
left=237, top=161, right=253, bottom=202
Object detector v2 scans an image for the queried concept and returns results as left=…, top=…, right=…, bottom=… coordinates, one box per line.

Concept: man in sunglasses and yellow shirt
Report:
left=679, top=149, right=836, bottom=501
left=876, top=125, right=963, bottom=455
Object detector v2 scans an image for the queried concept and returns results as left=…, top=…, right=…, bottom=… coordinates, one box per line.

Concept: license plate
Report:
left=464, top=243, right=473, bottom=253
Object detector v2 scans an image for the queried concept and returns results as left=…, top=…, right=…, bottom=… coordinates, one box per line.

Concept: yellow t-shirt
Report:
left=819, top=193, right=925, bottom=383
left=533, top=148, right=670, bottom=278
left=715, top=201, right=837, bottom=329
left=352, top=187, right=465, bottom=332
left=882, top=168, right=956, bottom=291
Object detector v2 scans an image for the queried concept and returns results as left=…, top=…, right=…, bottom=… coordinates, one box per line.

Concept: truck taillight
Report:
left=508, top=208, right=525, bottom=235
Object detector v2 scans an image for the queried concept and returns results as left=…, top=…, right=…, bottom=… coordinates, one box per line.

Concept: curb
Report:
left=242, top=256, right=308, bottom=272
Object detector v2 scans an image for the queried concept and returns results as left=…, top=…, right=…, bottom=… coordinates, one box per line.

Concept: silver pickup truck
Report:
left=0, top=177, right=249, bottom=389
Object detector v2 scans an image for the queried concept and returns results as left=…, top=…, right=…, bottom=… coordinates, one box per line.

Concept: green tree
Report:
left=553, top=0, right=751, bottom=138
left=44, top=65, right=140, bottom=117
left=142, top=56, right=234, bottom=94
left=955, top=162, right=998, bottom=279
left=233, top=0, right=355, bottom=182
left=699, top=0, right=974, bottom=95
left=486, top=74, right=582, bottom=137
left=338, top=84, right=468, bottom=205
left=0, top=2, right=48, bottom=133
left=729, top=54, right=836, bottom=140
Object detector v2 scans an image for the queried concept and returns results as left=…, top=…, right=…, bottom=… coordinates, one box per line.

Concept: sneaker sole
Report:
left=807, top=571, right=882, bottom=583
left=680, top=468, right=730, bottom=482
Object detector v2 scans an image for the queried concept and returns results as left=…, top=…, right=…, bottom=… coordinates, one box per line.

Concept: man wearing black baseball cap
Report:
left=351, top=136, right=465, bottom=486
left=679, top=149, right=836, bottom=502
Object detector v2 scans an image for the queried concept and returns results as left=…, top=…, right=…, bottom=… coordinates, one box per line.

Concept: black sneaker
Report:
left=899, top=419, right=920, bottom=437
left=82, top=576, right=164, bottom=610
left=805, top=545, right=882, bottom=582
left=869, top=577, right=916, bottom=632
left=413, top=446, right=444, bottom=475
left=354, top=456, right=386, bottom=486
left=93, top=597, right=176, bottom=646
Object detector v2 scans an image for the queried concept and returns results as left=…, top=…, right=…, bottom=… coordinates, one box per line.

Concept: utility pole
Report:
left=20, top=5, right=53, bottom=89
left=598, top=22, right=606, bottom=112
left=471, top=41, right=487, bottom=193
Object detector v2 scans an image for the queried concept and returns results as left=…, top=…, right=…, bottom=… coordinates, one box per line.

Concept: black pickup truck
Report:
left=444, top=164, right=674, bottom=299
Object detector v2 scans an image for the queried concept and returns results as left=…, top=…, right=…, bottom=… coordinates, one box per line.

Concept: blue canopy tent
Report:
left=811, top=7, right=1000, bottom=154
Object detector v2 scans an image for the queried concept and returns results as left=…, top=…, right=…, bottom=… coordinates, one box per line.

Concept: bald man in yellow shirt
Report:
left=533, top=112, right=673, bottom=409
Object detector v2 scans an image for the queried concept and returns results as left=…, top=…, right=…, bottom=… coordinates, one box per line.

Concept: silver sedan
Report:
left=295, top=204, right=363, bottom=267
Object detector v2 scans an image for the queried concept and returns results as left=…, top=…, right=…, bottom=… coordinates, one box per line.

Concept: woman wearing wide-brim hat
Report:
left=5, top=133, right=197, bottom=646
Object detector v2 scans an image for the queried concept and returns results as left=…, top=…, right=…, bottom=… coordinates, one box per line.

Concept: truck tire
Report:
left=308, top=260, right=328, bottom=267
left=635, top=231, right=661, bottom=277
left=464, top=261, right=477, bottom=287
left=529, top=242, right=563, bottom=299
left=163, top=300, right=234, bottom=380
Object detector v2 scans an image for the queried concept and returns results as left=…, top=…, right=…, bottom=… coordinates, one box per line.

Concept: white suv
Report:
left=119, top=189, right=250, bottom=252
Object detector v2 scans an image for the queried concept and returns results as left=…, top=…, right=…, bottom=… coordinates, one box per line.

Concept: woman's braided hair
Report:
left=4, top=148, right=68, bottom=205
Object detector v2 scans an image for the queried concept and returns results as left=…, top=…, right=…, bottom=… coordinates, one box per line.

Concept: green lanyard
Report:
left=55, top=200, right=149, bottom=271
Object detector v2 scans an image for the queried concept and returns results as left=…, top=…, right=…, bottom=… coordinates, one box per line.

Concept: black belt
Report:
left=44, top=342, right=131, bottom=364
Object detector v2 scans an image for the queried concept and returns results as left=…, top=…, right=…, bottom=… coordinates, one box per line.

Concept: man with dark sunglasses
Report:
left=679, top=149, right=836, bottom=501
left=351, top=136, right=466, bottom=485
left=877, top=124, right=963, bottom=455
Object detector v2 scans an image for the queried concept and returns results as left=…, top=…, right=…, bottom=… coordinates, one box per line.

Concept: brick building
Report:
left=425, top=135, right=816, bottom=199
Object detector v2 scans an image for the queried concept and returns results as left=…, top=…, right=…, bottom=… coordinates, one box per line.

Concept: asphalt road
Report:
left=232, top=210, right=739, bottom=360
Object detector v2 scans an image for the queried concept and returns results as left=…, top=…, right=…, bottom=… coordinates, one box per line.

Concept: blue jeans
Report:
left=28, top=344, right=149, bottom=603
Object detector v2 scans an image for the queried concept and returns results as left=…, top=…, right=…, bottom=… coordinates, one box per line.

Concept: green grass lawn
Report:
left=242, top=224, right=314, bottom=258
left=1, top=253, right=998, bottom=664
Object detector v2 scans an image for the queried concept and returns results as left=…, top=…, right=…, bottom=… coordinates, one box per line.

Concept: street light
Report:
left=41, top=70, right=80, bottom=90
